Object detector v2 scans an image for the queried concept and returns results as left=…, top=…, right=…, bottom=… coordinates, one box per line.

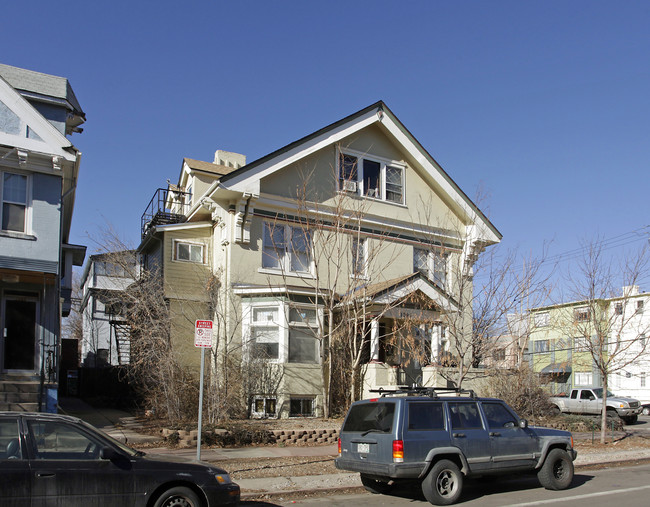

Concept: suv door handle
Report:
left=489, top=432, right=501, bottom=437
left=453, top=433, right=466, bottom=438
left=36, top=472, right=56, bottom=478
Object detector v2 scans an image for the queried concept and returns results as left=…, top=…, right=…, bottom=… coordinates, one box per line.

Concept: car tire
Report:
left=642, top=406, right=650, bottom=416
left=153, top=486, right=203, bottom=507
left=537, top=448, right=574, bottom=491
left=421, top=459, right=463, bottom=506
left=360, top=474, right=392, bottom=494
left=549, top=405, right=561, bottom=417
left=623, top=415, right=638, bottom=425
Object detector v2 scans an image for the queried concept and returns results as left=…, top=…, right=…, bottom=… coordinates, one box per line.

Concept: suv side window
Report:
left=481, top=402, right=517, bottom=429
left=0, top=418, right=22, bottom=460
left=408, top=402, right=445, bottom=431
left=449, top=402, right=483, bottom=430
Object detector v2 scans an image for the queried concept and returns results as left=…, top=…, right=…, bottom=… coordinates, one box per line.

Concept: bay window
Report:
left=288, top=307, right=318, bottom=364
left=250, top=307, right=280, bottom=359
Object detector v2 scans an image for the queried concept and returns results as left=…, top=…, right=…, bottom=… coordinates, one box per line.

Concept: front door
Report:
left=1, top=296, right=38, bottom=372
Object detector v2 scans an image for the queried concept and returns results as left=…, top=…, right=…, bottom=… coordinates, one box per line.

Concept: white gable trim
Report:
left=223, top=108, right=380, bottom=194
left=372, top=277, right=459, bottom=313
left=219, top=103, right=499, bottom=245
left=0, top=76, right=76, bottom=161
left=379, top=114, right=499, bottom=244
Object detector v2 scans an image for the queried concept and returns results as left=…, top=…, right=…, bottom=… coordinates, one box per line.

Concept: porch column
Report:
left=370, top=318, right=380, bottom=361
left=431, top=324, right=442, bottom=364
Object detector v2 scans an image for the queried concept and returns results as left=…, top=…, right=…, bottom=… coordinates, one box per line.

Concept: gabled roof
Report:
left=354, top=272, right=459, bottom=312
left=0, top=73, right=78, bottom=161
left=183, top=158, right=238, bottom=177
left=0, top=63, right=85, bottom=119
left=212, top=101, right=501, bottom=245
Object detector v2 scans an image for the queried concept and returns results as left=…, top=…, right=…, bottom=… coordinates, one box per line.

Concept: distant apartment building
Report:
left=529, top=286, right=650, bottom=403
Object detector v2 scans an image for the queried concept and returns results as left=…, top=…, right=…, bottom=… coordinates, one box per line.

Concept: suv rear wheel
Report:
left=537, top=448, right=574, bottom=490
left=421, top=459, right=463, bottom=505
left=360, top=474, right=392, bottom=494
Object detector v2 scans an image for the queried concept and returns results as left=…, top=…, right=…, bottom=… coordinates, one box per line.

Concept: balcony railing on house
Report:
left=141, top=188, right=191, bottom=239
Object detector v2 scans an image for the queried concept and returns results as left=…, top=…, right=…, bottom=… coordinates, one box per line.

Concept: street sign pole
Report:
left=197, top=346, right=205, bottom=461
left=194, top=320, right=213, bottom=462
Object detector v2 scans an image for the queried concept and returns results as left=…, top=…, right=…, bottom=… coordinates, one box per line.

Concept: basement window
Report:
left=290, top=397, right=314, bottom=417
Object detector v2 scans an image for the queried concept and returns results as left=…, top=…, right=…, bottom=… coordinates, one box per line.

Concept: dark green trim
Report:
left=254, top=209, right=461, bottom=250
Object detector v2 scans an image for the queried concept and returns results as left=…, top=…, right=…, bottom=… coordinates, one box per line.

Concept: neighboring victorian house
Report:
left=0, top=63, right=86, bottom=411
left=529, top=286, right=649, bottom=403
left=79, top=251, right=138, bottom=367
left=138, top=102, right=501, bottom=418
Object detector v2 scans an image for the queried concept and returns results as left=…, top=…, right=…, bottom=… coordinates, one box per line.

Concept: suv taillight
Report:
left=393, top=440, right=404, bottom=462
left=338, top=437, right=341, bottom=456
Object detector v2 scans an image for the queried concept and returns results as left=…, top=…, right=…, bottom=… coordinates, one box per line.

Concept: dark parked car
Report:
left=335, top=387, right=577, bottom=505
left=0, top=411, right=239, bottom=506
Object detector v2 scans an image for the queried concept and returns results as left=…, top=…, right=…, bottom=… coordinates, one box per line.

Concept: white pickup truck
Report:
left=549, top=387, right=642, bottom=424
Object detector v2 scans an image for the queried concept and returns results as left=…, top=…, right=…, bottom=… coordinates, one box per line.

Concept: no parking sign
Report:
left=194, top=320, right=213, bottom=348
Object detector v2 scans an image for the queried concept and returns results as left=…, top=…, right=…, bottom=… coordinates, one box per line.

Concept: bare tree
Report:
left=564, top=239, right=650, bottom=443
left=406, top=198, right=552, bottom=390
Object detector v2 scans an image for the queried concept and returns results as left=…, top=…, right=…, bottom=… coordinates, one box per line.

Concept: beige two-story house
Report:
left=138, top=102, right=501, bottom=418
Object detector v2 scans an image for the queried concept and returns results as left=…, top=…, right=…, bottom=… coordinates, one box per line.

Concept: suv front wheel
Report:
left=421, top=459, right=463, bottom=506
left=537, top=448, right=574, bottom=490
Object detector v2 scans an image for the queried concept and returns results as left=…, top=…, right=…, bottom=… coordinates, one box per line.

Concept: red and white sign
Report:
left=194, top=320, right=213, bottom=348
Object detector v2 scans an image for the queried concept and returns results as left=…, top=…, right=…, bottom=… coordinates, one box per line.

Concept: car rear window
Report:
left=408, top=402, right=445, bottom=431
left=342, top=402, right=395, bottom=433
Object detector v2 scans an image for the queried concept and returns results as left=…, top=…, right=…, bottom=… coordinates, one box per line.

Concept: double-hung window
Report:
left=175, top=241, right=204, bottom=263
left=288, top=307, right=319, bottom=363
left=250, top=307, right=280, bottom=360
left=1, top=172, right=28, bottom=233
left=262, top=222, right=312, bottom=274
left=338, top=152, right=404, bottom=204
left=413, top=247, right=447, bottom=288
left=534, top=340, right=550, bottom=353
left=351, top=237, right=366, bottom=278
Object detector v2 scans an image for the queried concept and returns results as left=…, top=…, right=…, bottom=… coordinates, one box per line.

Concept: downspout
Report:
left=46, top=152, right=79, bottom=411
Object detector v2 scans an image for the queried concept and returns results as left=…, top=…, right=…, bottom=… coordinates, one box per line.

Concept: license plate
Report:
left=357, top=443, right=370, bottom=454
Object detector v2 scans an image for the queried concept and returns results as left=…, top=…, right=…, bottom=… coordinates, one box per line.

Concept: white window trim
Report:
left=242, top=301, right=323, bottom=365
left=260, top=222, right=314, bottom=276
left=0, top=170, right=32, bottom=236
left=173, top=240, right=206, bottom=264
left=337, top=148, right=406, bottom=205
left=251, top=396, right=277, bottom=418
left=288, top=305, right=322, bottom=364
left=350, top=236, right=369, bottom=280
left=413, top=247, right=447, bottom=289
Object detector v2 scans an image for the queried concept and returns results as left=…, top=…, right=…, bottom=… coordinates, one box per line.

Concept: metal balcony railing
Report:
left=141, top=188, right=191, bottom=239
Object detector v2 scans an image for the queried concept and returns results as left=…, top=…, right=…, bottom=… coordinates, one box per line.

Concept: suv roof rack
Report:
left=369, top=386, right=477, bottom=399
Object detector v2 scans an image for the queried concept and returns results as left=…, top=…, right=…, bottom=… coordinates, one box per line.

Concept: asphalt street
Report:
left=261, top=462, right=650, bottom=507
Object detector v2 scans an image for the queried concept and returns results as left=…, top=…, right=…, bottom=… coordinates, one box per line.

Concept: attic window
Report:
left=338, top=151, right=404, bottom=204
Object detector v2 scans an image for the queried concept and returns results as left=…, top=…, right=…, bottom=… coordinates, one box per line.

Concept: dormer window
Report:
left=338, top=151, right=404, bottom=204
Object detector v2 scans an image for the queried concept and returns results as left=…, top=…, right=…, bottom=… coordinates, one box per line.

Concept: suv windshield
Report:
left=342, top=402, right=395, bottom=433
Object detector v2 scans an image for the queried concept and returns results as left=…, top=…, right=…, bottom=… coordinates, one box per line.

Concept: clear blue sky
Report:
left=2, top=1, right=649, bottom=277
